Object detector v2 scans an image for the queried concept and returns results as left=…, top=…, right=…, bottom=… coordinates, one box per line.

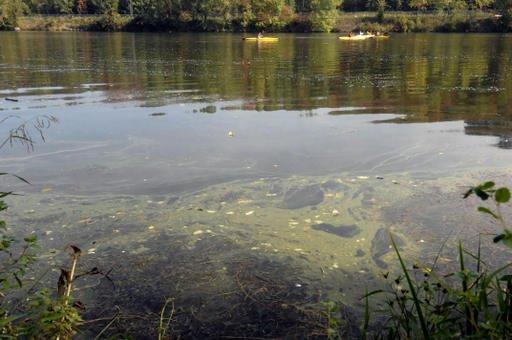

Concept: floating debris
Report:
left=245, top=210, right=254, bottom=216
left=193, top=230, right=204, bottom=235
left=149, top=112, right=166, bottom=116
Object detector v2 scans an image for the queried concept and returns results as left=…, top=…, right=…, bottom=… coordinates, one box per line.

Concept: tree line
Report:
left=1, top=0, right=512, bottom=31
left=15, top=0, right=506, bottom=16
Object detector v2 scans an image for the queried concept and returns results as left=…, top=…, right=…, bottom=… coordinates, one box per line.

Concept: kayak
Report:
left=339, top=35, right=375, bottom=41
left=243, top=37, right=279, bottom=42
left=374, top=35, right=391, bottom=39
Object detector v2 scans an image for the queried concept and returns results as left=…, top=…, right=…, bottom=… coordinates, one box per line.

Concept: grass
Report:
left=363, top=181, right=512, bottom=339
left=339, top=10, right=501, bottom=33
left=18, top=14, right=133, bottom=31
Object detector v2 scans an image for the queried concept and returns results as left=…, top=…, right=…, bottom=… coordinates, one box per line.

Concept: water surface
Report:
left=1, top=32, right=512, bottom=337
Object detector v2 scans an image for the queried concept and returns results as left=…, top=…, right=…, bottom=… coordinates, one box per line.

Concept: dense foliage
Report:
left=2, top=0, right=511, bottom=31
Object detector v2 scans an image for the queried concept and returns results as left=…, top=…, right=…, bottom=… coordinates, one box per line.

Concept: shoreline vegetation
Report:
left=1, top=0, right=512, bottom=33
left=11, top=10, right=512, bottom=33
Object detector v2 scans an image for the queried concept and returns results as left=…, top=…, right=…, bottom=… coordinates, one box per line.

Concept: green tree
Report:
left=431, top=0, right=467, bottom=11
left=469, top=0, right=494, bottom=9
left=0, top=0, right=26, bottom=30
left=409, top=0, right=430, bottom=10
left=231, top=0, right=253, bottom=30
left=251, top=0, right=285, bottom=30
left=89, top=0, right=119, bottom=13
left=192, top=0, right=232, bottom=28
left=368, top=0, right=386, bottom=22
left=309, top=0, right=339, bottom=32
left=49, top=0, right=74, bottom=13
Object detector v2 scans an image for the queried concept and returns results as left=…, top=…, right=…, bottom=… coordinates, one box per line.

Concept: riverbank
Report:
left=16, top=11, right=507, bottom=33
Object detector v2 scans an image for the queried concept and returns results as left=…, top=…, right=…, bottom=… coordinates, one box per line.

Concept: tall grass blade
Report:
left=362, top=288, right=370, bottom=340
left=459, top=242, right=474, bottom=335
left=390, top=233, right=430, bottom=339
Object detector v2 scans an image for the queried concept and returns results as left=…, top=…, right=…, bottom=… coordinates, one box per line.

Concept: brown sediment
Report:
left=7, top=171, right=510, bottom=337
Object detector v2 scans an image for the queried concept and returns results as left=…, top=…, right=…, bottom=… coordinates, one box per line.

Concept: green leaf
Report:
left=502, top=231, right=512, bottom=248
left=23, top=235, right=37, bottom=243
left=499, top=274, right=512, bottom=282
left=481, top=181, right=495, bottom=190
left=474, top=188, right=489, bottom=201
left=477, top=207, right=498, bottom=219
left=361, top=289, right=384, bottom=299
left=495, top=187, right=511, bottom=203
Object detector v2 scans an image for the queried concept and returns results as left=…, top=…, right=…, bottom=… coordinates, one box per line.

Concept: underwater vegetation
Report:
left=362, top=181, right=512, bottom=339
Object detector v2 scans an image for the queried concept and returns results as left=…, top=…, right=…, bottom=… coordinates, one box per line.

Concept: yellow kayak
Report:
left=339, top=35, right=375, bottom=41
left=243, top=37, right=279, bottom=42
left=375, top=35, right=391, bottom=39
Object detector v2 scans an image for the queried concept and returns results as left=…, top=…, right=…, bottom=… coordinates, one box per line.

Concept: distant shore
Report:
left=15, top=11, right=508, bottom=33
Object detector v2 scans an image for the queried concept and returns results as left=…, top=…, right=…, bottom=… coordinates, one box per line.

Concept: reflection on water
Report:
left=1, top=33, right=511, bottom=114
left=1, top=32, right=512, bottom=336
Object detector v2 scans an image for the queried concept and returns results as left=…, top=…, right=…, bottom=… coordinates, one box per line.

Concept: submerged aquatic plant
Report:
left=362, top=181, right=512, bottom=339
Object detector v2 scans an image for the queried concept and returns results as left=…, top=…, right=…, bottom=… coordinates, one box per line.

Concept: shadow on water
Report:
left=81, top=233, right=360, bottom=338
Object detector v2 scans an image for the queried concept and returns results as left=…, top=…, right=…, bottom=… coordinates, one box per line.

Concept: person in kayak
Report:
left=348, top=32, right=353, bottom=37
left=258, top=32, right=264, bottom=39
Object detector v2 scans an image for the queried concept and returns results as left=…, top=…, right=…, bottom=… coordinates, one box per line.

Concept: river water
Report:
left=1, top=32, right=511, bottom=337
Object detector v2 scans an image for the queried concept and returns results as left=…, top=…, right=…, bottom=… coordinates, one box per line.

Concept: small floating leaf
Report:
left=495, top=188, right=510, bottom=203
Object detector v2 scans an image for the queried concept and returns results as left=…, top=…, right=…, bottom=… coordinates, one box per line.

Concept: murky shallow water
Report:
left=5, top=170, right=512, bottom=337
left=1, top=32, right=512, bottom=337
